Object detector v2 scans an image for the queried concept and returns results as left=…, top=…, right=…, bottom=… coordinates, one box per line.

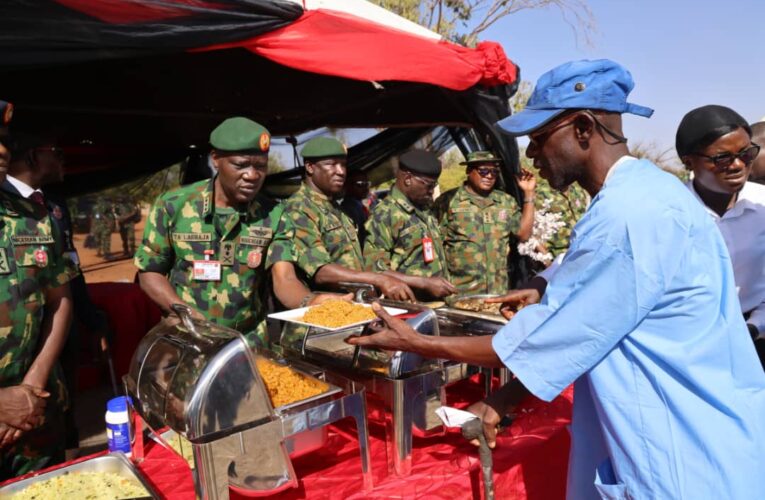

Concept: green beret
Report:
left=210, top=117, right=270, bottom=153
left=301, top=137, right=348, bottom=160
left=399, top=150, right=441, bottom=177
left=460, top=150, right=502, bottom=166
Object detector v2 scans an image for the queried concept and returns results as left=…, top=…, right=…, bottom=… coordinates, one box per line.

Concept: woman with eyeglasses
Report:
left=676, top=104, right=765, bottom=367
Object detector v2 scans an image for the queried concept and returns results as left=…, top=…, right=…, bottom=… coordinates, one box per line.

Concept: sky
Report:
left=481, top=0, right=765, bottom=160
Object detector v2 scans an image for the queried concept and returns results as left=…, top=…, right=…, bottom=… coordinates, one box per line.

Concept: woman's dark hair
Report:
left=675, top=105, right=751, bottom=166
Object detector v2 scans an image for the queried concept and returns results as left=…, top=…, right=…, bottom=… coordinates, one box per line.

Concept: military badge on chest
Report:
left=247, top=249, right=262, bottom=269
left=498, top=209, right=508, bottom=222
left=34, top=248, right=48, bottom=267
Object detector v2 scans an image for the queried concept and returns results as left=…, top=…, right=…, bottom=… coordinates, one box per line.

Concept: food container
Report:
left=0, top=452, right=158, bottom=498
left=125, top=304, right=372, bottom=500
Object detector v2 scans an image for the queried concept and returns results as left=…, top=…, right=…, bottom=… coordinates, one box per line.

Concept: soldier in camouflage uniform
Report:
left=434, top=151, right=537, bottom=294
left=115, top=195, right=140, bottom=256
left=364, top=150, right=456, bottom=301
left=0, top=100, right=76, bottom=479
left=530, top=163, right=590, bottom=256
left=92, top=197, right=115, bottom=257
left=280, top=137, right=414, bottom=302
left=135, top=117, right=286, bottom=347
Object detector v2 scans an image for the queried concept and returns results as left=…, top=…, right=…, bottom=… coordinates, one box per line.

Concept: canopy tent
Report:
left=0, top=0, right=521, bottom=196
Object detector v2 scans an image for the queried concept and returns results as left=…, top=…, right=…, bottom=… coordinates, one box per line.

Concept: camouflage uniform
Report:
left=434, top=184, right=520, bottom=294
left=134, top=178, right=287, bottom=346
left=363, top=186, right=449, bottom=295
left=0, top=192, right=75, bottom=480
left=92, top=198, right=115, bottom=256
left=535, top=178, right=590, bottom=256
left=115, top=197, right=139, bottom=255
left=281, top=182, right=364, bottom=286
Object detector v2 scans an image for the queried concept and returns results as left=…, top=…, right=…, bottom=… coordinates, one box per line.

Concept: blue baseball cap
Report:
left=497, top=59, right=653, bottom=136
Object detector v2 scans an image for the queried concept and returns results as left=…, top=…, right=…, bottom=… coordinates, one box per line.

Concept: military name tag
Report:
left=193, top=260, right=221, bottom=281
left=452, top=207, right=473, bottom=214
left=240, top=236, right=270, bottom=247
left=220, top=241, right=235, bottom=266
left=11, top=235, right=55, bottom=245
left=0, top=249, right=10, bottom=274
left=172, top=232, right=212, bottom=242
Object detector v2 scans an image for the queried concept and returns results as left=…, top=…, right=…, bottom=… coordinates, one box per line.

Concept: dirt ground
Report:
left=76, top=209, right=146, bottom=282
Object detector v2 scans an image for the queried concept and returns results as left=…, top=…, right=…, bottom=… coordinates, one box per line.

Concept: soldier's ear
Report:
left=304, top=161, right=314, bottom=176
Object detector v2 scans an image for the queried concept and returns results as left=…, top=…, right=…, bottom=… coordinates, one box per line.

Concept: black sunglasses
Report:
left=693, top=143, right=760, bottom=171
left=473, top=167, right=499, bottom=178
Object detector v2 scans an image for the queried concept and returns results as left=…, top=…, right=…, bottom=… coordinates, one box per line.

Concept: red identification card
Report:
left=422, top=237, right=435, bottom=263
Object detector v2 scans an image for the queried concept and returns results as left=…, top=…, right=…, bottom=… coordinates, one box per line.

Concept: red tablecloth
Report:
left=147, top=382, right=572, bottom=499
left=87, top=282, right=162, bottom=378
left=1, top=383, right=572, bottom=499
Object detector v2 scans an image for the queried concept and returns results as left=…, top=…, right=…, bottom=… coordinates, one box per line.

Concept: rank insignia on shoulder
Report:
left=0, top=248, right=10, bottom=274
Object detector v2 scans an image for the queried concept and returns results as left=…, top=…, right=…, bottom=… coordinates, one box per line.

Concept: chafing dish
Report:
left=0, top=452, right=158, bottom=498
left=278, top=298, right=506, bottom=476
left=125, top=304, right=372, bottom=500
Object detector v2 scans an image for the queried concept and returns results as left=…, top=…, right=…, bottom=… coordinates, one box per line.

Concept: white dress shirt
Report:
left=687, top=180, right=765, bottom=337
left=5, top=175, right=42, bottom=199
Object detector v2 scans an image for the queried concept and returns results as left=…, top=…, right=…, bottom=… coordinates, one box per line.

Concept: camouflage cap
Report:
left=460, top=150, right=502, bottom=166
left=301, top=137, right=348, bottom=160
left=210, top=117, right=270, bottom=153
left=399, top=149, right=441, bottom=177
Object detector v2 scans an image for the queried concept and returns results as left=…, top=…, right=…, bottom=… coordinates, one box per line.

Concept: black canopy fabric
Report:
left=1, top=0, right=520, bottom=198
left=0, top=0, right=302, bottom=67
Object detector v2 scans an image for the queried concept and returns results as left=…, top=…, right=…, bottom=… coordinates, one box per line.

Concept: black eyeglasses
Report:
left=473, top=167, right=499, bottom=178
left=409, top=173, right=438, bottom=190
left=693, top=143, right=760, bottom=171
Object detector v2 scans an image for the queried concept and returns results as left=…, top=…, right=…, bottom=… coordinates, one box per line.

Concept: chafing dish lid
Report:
left=127, top=311, right=274, bottom=441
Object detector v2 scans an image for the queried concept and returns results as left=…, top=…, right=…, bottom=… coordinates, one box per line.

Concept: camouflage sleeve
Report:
left=287, top=207, right=332, bottom=279
left=432, top=192, right=451, bottom=234
left=265, top=204, right=296, bottom=268
left=363, top=206, right=394, bottom=272
left=133, top=196, right=174, bottom=273
left=49, top=217, right=79, bottom=286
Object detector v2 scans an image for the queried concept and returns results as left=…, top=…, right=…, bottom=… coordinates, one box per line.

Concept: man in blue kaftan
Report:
left=348, top=59, right=765, bottom=500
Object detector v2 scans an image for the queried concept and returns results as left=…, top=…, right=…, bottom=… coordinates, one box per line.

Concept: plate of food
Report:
left=268, top=300, right=407, bottom=331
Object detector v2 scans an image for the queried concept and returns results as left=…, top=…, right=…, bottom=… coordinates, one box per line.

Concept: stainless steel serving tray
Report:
left=0, top=452, right=158, bottom=498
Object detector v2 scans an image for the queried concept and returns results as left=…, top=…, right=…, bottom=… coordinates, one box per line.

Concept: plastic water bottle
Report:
left=106, top=396, right=132, bottom=457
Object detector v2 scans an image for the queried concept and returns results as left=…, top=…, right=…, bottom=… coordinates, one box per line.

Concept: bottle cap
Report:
left=107, top=396, right=133, bottom=413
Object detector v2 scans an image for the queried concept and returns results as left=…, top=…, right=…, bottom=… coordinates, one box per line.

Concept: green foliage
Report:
left=438, top=147, right=467, bottom=192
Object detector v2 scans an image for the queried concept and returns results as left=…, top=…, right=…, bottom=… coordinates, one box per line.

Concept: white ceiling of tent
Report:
left=285, top=0, right=442, bottom=41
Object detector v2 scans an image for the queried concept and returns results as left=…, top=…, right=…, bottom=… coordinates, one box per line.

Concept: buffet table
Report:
left=2, top=381, right=572, bottom=499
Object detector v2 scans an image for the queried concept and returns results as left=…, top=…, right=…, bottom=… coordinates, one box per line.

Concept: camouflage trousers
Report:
left=119, top=223, right=135, bottom=255
left=0, top=366, right=69, bottom=481
left=96, top=226, right=113, bottom=255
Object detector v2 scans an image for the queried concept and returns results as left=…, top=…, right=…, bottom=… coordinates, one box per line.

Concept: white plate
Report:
left=268, top=303, right=408, bottom=331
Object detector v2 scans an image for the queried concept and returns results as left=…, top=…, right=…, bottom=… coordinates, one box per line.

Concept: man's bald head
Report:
left=750, top=122, right=765, bottom=184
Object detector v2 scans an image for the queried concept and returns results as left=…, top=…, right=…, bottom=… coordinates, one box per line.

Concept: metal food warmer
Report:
left=125, top=304, right=372, bottom=500
left=278, top=285, right=508, bottom=477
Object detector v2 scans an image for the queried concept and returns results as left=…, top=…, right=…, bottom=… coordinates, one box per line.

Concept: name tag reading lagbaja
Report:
left=422, top=236, right=435, bottom=263
left=193, top=250, right=221, bottom=281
